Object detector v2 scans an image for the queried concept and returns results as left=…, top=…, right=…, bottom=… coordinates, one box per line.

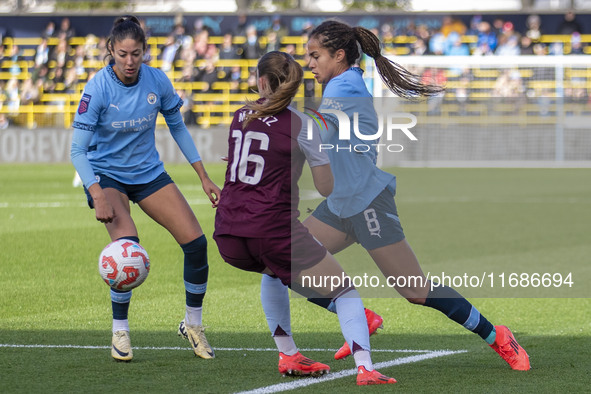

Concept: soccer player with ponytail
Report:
left=71, top=15, right=220, bottom=361
left=303, top=20, right=530, bottom=372
left=213, top=51, right=396, bottom=385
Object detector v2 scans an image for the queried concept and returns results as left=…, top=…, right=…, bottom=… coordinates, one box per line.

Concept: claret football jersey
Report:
left=215, top=105, right=328, bottom=238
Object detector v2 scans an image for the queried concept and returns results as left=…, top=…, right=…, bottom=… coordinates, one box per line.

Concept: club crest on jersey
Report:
left=78, top=93, right=91, bottom=114
left=147, top=93, right=157, bottom=105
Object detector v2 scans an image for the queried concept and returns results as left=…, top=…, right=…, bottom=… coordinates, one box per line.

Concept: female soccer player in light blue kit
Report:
left=302, top=20, right=530, bottom=373
left=70, top=15, right=220, bottom=361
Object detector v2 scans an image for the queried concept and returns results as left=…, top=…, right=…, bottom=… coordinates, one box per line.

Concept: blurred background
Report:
left=0, top=0, right=589, bottom=166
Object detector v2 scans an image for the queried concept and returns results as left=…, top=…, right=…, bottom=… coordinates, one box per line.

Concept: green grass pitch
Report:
left=0, top=163, right=589, bottom=393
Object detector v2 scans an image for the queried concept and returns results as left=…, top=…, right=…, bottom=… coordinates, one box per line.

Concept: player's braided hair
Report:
left=243, top=51, right=303, bottom=126
left=309, top=20, right=444, bottom=99
left=105, top=15, right=147, bottom=63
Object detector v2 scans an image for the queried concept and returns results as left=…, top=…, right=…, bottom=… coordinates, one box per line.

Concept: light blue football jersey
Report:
left=318, top=67, right=396, bottom=218
left=72, top=64, right=196, bottom=187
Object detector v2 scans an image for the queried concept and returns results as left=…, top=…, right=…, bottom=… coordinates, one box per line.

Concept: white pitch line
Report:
left=1, top=344, right=467, bottom=392
left=0, top=199, right=213, bottom=208
left=236, top=350, right=467, bottom=394
left=0, top=344, right=438, bottom=353
left=0, top=202, right=87, bottom=208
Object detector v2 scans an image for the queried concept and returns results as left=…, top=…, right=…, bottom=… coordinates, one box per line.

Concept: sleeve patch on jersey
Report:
left=77, top=93, right=92, bottom=115
left=72, top=121, right=95, bottom=132
left=160, top=98, right=183, bottom=116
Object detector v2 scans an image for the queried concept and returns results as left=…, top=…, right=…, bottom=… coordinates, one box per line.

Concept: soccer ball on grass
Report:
left=98, top=239, right=150, bottom=290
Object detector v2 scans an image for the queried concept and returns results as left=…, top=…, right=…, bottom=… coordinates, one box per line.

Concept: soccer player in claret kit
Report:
left=70, top=15, right=220, bottom=361
left=212, top=51, right=396, bottom=385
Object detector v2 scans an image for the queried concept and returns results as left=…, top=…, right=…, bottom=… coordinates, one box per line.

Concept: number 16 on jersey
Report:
left=229, top=130, right=270, bottom=185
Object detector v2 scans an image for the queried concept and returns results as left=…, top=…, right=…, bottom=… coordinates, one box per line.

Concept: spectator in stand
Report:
left=227, top=65, right=243, bottom=93
left=519, top=36, right=535, bottom=55
left=558, top=11, right=583, bottom=35
left=196, top=59, right=219, bottom=92
left=0, top=80, right=7, bottom=107
left=160, top=34, right=180, bottom=73
left=494, top=69, right=525, bottom=100
left=283, top=43, right=296, bottom=57
left=440, top=15, right=467, bottom=38
left=525, top=14, right=543, bottom=43
left=193, top=30, right=210, bottom=60
left=41, top=21, right=56, bottom=38
left=63, top=67, right=80, bottom=93
left=8, top=45, right=23, bottom=76
left=421, top=68, right=446, bottom=114
left=496, top=35, right=521, bottom=56
left=32, top=63, right=49, bottom=84
left=43, top=69, right=57, bottom=94
left=202, top=40, right=218, bottom=62
left=34, top=37, right=50, bottom=69
left=428, top=29, right=446, bottom=55
left=72, top=45, right=87, bottom=78
left=52, top=66, right=65, bottom=86
left=533, top=43, right=547, bottom=56
left=241, top=25, right=265, bottom=60
left=403, top=20, right=418, bottom=37
left=234, top=13, right=249, bottom=37
left=191, top=18, right=207, bottom=37
left=496, top=21, right=519, bottom=52
left=411, top=37, right=428, bottom=56
left=178, top=63, right=197, bottom=83
left=265, top=15, right=288, bottom=42
left=415, top=24, right=431, bottom=50
left=139, top=19, right=152, bottom=64
left=0, top=114, right=9, bottom=129
left=86, top=69, right=97, bottom=82
left=379, top=24, right=396, bottom=54
left=219, top=32, right=239, bottom=61
left=265, top=31, right=281, bottom=53
left=549, top=41, right=564, bottom=55
left=178, top=46, right=197, bottom=82
left=570, top=32, right=584, bottom=55
left=139, top=18, right=152, bottom=40
left=218, top=32, right=239, bottom=78
left=455, top=76, right=470, bottom=115
left=445, top=32, right=470, bottom=56
left=301, top=19, right=315, bottom=36
left=5, top=78, right=20, bottom=114
left=474, top=21, right=497, bottom=55
left=177, top=88, right=196, bottom=125
left=492, top=17, right=505, bottom=38
left=467, top=15, right=482, bottom=35
left=49, top=38, right=71, bottom=72
left=246, top=69, right=257, bottom=91
left=95, top=37, right=109, bottom=64
left=173, top=24, right=192, bottom=50
left=57, top=17, right=75, bottom=40
left=20, top=77, right=40, bottom=105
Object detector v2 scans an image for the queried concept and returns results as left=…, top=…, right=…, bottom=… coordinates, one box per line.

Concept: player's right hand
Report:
left=94, top=198, right=115, bottom=223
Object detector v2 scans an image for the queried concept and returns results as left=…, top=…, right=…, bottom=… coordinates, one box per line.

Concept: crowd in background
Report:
left=0, top=11, right=588, bottom=127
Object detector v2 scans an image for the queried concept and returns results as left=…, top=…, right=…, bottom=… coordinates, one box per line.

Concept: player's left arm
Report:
left=157, top=69, right=221, bottom=206
left=162, top=109, right=221, bottom=207
left=191, top=160, right=220, bottom=208
left=298, top=121, right=333, bottom=196
left=309, top=164, right=333, bottom=197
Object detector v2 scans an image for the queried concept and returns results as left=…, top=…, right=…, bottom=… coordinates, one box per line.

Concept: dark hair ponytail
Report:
left=105, top=15, right=146, bottom=63
left=310, top=20, right=444, bottom=99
